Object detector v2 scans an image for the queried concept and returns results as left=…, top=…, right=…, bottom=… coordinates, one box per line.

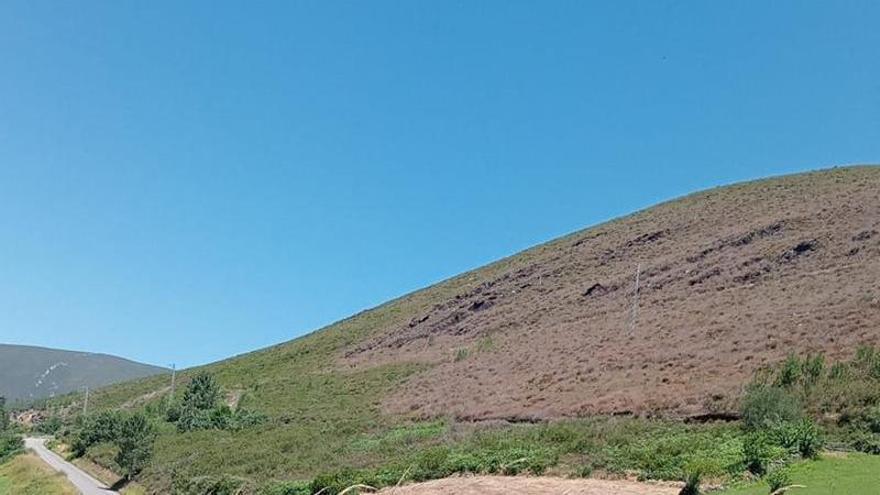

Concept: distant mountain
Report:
left=0, top=344, right=167, bottom=403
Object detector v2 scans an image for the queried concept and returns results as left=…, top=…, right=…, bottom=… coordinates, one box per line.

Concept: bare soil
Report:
left=343, top=166, right=880, bottom=421
left=377, top=475, right=681, bottom=495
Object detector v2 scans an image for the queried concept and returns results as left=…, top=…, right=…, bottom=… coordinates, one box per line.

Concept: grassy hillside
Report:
left=42, top=166, right=880, bottom=493
left=0, top=454, right=77, bottom=495
left=0, top=344, right=167, bottom=404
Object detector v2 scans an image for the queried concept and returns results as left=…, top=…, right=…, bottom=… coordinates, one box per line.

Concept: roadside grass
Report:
left=0, top=454, right=78, bottom=495
left=720, top=453, right=880, bottom=495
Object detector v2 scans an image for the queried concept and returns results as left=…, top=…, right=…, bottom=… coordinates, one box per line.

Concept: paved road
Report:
left=24, top=437, right=118, bottom=495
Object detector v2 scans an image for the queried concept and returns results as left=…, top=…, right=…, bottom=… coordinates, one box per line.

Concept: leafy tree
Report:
left=0, top=432, right=22, bottom=462
left=72, top=411, right=122, bottom=456
left=114, top=412, right=157, bottom=480
left=182, top=372, right=221, bottom=412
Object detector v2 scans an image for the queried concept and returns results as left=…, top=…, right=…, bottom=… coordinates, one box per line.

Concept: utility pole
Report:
left=170, top=363, right=176, bottom=401
left=628, top=263, right=641, bottom=334
left=82, top=386, right=89, bottom=415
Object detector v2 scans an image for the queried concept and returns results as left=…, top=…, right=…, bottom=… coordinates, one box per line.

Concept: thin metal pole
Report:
left=628, top=263, right=641, bottom=334
left=170, top=364, right=176, bottom=401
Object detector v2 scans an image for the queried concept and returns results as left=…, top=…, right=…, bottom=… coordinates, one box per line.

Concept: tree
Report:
left=181, top=373, right=221, bottom=411
left=72, top=411, right=122, bottom=456
left=114, top=413, right=157, bottom=480
left=176, top=372, right=223, bottom=432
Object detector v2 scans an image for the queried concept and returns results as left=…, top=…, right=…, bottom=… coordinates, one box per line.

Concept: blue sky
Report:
left=1, top=1, right=878, bottom=368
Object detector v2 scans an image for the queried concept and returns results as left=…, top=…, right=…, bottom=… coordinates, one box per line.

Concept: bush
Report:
left=849, top=430, right=880, bottom=454
left=801, top=354, right=825, bottom=385
left=114, top=412, right=157, bottom=479
left=258, top=480, right=311, bottom=495
left=34, top=416, right=63, bottom=435
left=771, top=420, right=823, bottom=459
left=775, top=354, right=802, bottom=388
left=310, top=468, right=373, bottom=495
left=741, top=386, right=802, bottom=430
left=71, top=411, right=123, bottom=457
left=742, top=431, right=775, bottom=475
left=864, top=405, right=880, bottom=434
left=173, top=474, right=254, bottom=495
left=765, top=466, right=792, bottom=493
left=182, top=373, right=222, bottom=411
left=0, top=432, right=22, bottom=462
left=854, top=345, right=880, bottom=379
left=176, top=404, right=267, bottom=433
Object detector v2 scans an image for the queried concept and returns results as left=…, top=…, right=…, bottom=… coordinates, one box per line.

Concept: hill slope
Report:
left=75, top=166, right=880, bottom=490
left=345, top=165, right=880, bottom=420
left=0, top=344, right=166, bottom=403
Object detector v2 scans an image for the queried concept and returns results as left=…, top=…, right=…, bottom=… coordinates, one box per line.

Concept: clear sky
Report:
left=1, top=2, right=878, bottom=368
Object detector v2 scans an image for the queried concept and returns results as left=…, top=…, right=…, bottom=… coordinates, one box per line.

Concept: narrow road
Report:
left=24, top=437, right=117, bottom=495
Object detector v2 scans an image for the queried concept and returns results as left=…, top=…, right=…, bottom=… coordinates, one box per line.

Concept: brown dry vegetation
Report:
left=378, top=475, right=681, bottom=495
left=344, top=166, right=880, bottom=421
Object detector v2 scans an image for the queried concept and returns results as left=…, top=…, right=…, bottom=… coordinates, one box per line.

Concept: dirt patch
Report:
left=377, top=475, right=681, bottom=495
left=342, top=166, right=880, bottom=421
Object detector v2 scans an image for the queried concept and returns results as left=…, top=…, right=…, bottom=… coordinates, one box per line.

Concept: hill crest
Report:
left=0, top=343, right=167, bottom=404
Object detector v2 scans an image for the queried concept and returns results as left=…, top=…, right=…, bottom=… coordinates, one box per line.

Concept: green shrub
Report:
left=847, top=429, right=880, bottom=454
left=310, top=468, right=374, bottom=495
left=34, top=415, right=63, bottom=435
left=775, top=354, right=802, bottom=388
left=741, top=386, right=802, bottom=430
left=182, top=373, right=222, bottom=411
left=864, top=405, right=880, bottom=434
left=742, top=431, right=775, bottom=475
left=801, top=354, right=825, bottom=385
left=0, top=432, right=22, bottom=462
left=173, top=474, right=254, bottom=495
left=71, top=411, right=123, bottom=457
left=114, top=412, right=157, bottom=479
left=854, top=346, right=880, bottom=379
left=258, top=480, right=311, bottom=495
left=771, top=420, right=823, bottom=459
left=765, top=466, right=792, bottom=493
